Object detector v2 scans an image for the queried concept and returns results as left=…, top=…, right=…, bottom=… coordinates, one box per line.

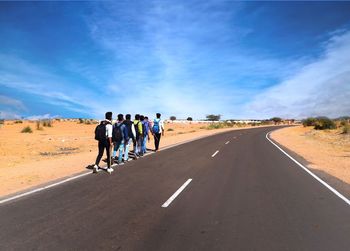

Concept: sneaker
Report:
left=93, top=164, right=99, bottom=173
left=118, top=161, right=125, bottom=166
left=107, top=168, right=114, bottom=174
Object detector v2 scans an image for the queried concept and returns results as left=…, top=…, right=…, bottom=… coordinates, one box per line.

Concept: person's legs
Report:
left=113, top=141, right=121, bottom=161
left=124, top=138, right=131, bottom=161
left=95, top=141, right=104, bottom=166
left=153, top=134, right=157, bottom=151
left=142, top=135, right=147, bottom=154
left=145, top=135, right=148, bottom=153
left=155, top=133, right=161, bottom=150
left=133, top=138, right=137, bottom=154
left=118, top=140, right=124, bottom=163
left=138, top=137, right=143, bottom=155
left=132, top=139, right=138, bottom=159
left=105, top=140, right=111, bottom=168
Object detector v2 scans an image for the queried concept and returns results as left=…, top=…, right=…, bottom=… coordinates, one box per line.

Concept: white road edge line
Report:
left=161, top=179, right=192, bottom=208
left=0, top=128, right=240, bottom=205
left=266, top=132, right=350, bottom=206
left=212, top=150, right=219, bottom=157
left=225, top=141, right=230, bottom=145
left=0, top=162, right=125, bottom=205
left=0, top=172, right=91, bottom=204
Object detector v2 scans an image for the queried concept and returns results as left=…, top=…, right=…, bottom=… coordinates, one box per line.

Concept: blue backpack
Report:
left=153, top=119, right=160, bottom=134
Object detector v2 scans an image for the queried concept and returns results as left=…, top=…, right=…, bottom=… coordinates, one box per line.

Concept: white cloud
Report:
left=0, top=95, right=26, bottom=110
left=247, top=30, right=350, bottom=119
left=0, top=53, right=105, bottom=117
left=0, top=110, right=22, bottom=120
left=86, top=1, right=291, bottom=119
left=26, top=114, right=60, bottom=120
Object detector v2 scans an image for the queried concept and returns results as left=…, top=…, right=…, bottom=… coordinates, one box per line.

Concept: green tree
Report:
left=170, top=116, right=177, bottom=121
left=206, top=114, right=221, bottom=121
left=187, top=117, right=193, bottom=121
left=302, top=117, right=316, bottom=127
left=270, top=117, right=282, bottom=125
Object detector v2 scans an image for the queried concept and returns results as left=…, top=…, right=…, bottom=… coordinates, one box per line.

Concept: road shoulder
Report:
left=270, top=126, right=350, bottom=198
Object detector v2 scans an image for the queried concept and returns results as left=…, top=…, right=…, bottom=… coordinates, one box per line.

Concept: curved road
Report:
left=0, top=126, right=349, bottom=250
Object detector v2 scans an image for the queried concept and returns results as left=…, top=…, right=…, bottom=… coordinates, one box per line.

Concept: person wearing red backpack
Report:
left=93, top=112, right=114, bottom=174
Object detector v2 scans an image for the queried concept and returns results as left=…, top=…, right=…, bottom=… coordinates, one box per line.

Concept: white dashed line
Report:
left=225, top=141, right=230, bottom=145
left=211, top=150, right=219, bottom=157
left=161, top=179, right=192, bottom=208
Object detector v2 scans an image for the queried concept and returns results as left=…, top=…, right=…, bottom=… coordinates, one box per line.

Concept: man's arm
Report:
left=107, top=124, right=113, bottom=144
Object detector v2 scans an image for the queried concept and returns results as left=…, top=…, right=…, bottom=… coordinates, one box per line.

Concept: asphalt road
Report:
left=0, top=126, right=349, bottom=251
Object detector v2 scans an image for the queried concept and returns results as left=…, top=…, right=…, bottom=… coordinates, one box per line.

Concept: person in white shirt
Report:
left=93, top=112, right=114, bottom=174
left=152, top=113, right=165, bottom=151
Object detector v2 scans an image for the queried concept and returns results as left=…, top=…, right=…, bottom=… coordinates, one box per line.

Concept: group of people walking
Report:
left=93, top=112, right=164, bottom=174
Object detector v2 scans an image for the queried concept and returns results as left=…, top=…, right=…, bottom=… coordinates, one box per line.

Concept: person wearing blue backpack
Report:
left=152, top=113, right=164, bottom=152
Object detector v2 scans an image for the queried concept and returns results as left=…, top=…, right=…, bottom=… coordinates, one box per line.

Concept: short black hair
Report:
left=105, top=112, right=112, bottom=120
left=126, top=114, right=131, bottom=120
left=156, top=113, right=161, bottom=118
left=118, top=114, right=124, bottom=121
left=145, top=116, right=148, bottom=120
left=140, top=115, right=144, bottom=121
left=135, top=114, right=140, bottom=120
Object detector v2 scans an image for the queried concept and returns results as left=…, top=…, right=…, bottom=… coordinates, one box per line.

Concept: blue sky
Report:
left=1, top=1, right=350, bottom=120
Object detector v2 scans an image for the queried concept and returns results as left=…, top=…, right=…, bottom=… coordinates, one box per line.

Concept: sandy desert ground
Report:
left=0, top=120, right=265, bottom=197
left=271, top=126, right=350, bottom=197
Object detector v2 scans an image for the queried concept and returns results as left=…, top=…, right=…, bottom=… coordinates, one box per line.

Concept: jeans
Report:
left=136, top=137, right=143, bottom=155
left=124, top=138, right=133, bottom=161
left=95, top=139, right=111, bottom=168
left=113, top=140, right=124, bottom=163
left=142, top=134, right=148, bottom=154
left=133, top=138, right=138, bottom=156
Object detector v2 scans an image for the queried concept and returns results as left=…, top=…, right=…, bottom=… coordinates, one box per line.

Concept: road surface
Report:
left=0, top=126, right=349, bottom=250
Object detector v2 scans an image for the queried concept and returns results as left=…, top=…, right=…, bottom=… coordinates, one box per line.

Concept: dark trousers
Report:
left=154, top=133, right=161, bottom=150
left=95, top=140, right=111, bottom=168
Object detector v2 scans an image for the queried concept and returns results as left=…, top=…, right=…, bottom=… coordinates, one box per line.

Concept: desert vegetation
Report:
left=78, top=118, right=98, bottom=125
left=21, top=126, right=33, bottom=133
left=302, top=116, right=349, bottom=133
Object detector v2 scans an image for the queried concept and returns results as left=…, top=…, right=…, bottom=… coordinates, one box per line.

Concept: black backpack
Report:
left=112, top=124, right=123, bottom=142
left=142, top=122, right=146, bottom=136
left=123, top=120, right=134, bottom=139
left=95, top=121, right=109, bottom=141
